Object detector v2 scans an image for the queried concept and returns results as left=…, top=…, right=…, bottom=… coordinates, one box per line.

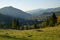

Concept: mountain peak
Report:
left=0, top=6, right=32, bottom=19
left=1, top=6, right=14, bottom=8
left=7, top=6, right=14, bottom=8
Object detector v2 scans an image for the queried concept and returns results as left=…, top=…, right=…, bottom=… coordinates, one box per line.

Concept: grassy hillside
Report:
left=0, top=25, right=60, bottom=40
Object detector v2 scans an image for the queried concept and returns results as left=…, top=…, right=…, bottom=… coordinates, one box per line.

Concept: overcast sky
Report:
left=0, top=0, right=60, bottom=11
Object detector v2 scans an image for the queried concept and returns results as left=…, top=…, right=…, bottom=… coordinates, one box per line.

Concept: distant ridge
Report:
left=27, top=7, right=60, bottom=16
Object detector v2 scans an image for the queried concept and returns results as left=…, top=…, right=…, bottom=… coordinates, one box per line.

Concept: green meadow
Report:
left=0, top=25, right=60, bottom=40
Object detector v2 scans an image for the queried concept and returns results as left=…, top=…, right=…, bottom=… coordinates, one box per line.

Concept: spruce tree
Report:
left=12, top=18, right=17, bottom=29
left=16, top=19, right=20, bottom=30
left=49, top=12, right=57, bottom=26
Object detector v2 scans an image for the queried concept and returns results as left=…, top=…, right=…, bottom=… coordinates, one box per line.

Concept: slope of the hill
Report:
left=0, top=25, right=60, bottom=40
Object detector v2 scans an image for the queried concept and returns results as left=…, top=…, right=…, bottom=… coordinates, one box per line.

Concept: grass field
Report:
left=0, top=25, right=60, bottom=40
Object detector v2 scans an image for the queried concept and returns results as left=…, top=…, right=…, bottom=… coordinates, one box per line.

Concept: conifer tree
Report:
left=12, top=18, right=17, bottom=29
left=49, top=12, right=57, bottom=26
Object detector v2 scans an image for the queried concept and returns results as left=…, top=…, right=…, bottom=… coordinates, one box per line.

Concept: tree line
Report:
left=0, top=12, right=58, bottom=30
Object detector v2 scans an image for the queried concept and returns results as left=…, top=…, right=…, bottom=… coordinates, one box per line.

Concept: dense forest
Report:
left=0, top=12, right=59, bottom=30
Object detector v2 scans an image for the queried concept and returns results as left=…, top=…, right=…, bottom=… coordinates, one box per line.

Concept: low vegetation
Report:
left=0, top=25, right=60, bottom=40
left=57, top=16, right=60, bottom=22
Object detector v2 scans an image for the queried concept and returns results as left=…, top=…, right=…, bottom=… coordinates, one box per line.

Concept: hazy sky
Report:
left=0, top=0, right=60, bottom=11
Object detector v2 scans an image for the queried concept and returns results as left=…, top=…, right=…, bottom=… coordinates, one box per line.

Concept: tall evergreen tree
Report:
left=12, top=18, right=17, bottom=29
left=16, top=19, right=20, bottom=30
left=49, top=12, right=57, bottom=26
left=34, top=19, right=40, bottom=29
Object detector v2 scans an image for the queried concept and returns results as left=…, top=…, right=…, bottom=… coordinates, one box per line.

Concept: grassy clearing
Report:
left=0, top=25, right=60, bottom=40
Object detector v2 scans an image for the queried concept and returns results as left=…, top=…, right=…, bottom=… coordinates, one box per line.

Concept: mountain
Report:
left=27, top=7, right=60, bottom=16
left=27, top=7, right=60, bottom=21
left=27, top=9, right=44, bottom=16
left=0, top=6, right=33, bottom=25
left=0, top=6, right=32, bottom=19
